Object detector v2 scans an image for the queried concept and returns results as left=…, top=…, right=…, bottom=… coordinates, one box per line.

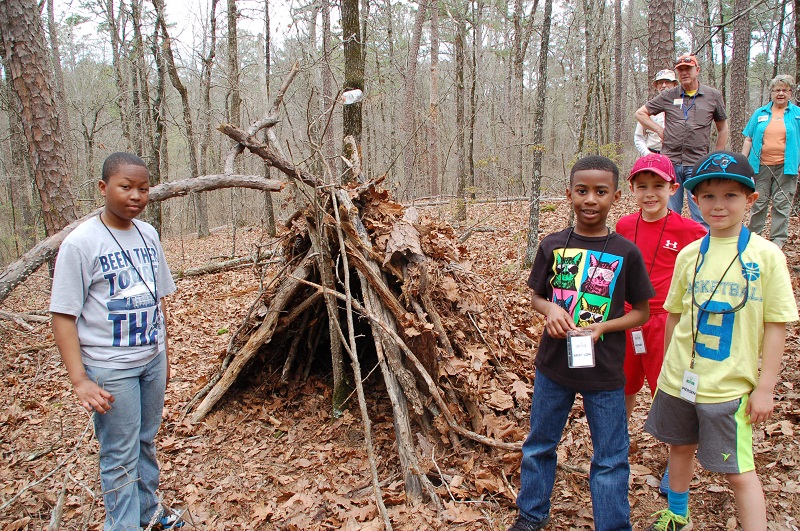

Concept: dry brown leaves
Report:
left=1, top=198, right=799, bottom=530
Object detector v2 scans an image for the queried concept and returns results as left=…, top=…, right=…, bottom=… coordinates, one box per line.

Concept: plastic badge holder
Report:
left=567, top=328, right=595, bottom=368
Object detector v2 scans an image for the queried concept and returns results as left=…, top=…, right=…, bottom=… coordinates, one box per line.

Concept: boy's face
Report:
left=567, top=169, right=620, bottom=235
left=630, top=171, right=679, bottom=221
left=691, top=180, right=758, bottom=238
left=98, top=163, right=151, bottom=229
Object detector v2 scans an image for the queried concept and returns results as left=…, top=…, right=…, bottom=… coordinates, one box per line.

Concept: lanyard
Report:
left=688, top=227, right=751, bottom=368
left=681, top=93, right=697, bottom=120
left=633, top=211, right=670, bottom=276
left=98, top=214, right=159, bottom=305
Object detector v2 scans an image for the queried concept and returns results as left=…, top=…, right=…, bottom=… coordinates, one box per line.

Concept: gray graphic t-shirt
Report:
left=50, top=217, right=177, bottom=369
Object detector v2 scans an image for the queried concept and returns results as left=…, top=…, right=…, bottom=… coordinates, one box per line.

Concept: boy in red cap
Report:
left=615, top=153, right=706, bottom=494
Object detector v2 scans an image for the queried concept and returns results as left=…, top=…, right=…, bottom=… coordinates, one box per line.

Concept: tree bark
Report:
left=454, top=9, right=467, bottom=221
left=613, top=0, right=623, bottom=144
left=262, top=0, right=276, bottom=236
left=772, top=0, right=786, bottom=80
left=199, top=0, right=219, bottom=238
left=524, top=0, right=553, bottom=267
left=341, top=0, right=364, bottom=183
left=428, top=4, right=439, bottom=197
left=729, top=0, right=750, bottom=153
left=0, top=0, right=78, bottom=237
left=647, top=0, right=675, bottom=97
left=401, top=0, right=428, bottom=194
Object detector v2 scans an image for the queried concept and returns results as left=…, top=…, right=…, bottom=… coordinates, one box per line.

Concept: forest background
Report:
left=0, top=0, right=797, bottom=264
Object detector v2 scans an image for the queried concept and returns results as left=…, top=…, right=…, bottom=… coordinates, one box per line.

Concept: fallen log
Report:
left=173, top=251, right=276, bottom=279
left=0, top=174, right=284, bottom=304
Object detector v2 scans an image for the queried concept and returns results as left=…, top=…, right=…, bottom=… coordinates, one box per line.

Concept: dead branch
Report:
left=0, top=309, right=50, bottom=329
left=190, top=252, right=315, bottom=423
left=0, top=174, right=284, bottom=304
left=173, top=251, right=276, bottom=279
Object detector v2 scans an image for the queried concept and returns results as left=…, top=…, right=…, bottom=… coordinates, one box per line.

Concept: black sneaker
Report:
left=508, top=514, right=551, bottom=531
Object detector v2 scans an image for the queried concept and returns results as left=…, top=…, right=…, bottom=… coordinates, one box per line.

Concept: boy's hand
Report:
left=580, top=322, right=606, bottom=343
left=73, top=379, right=115, bottom=414
left=746, top=386, right=775, bottom=424
left=543, top=304, right=577, bottom=339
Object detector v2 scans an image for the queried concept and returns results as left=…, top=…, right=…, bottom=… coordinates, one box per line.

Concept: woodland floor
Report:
left=1, top=196, right=799, bottom=530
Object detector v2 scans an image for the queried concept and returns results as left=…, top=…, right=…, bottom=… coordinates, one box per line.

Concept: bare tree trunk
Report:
left=428, top=4, right=439, bottom=197
left=468, top=0, right=483, bottom=195
left=401, top=0, right=428, bottom=194
left=648, top=0, right=675, bottom=97
left=227, top=0, right=243, bottom=234
left=613, top=0, right=623, bottom=144
left=1, top=56, right=36, bottom=254
left=719, top=0, right=728, bottom=103
left=198, top=0, right=218, bottom=238
left=0, top=0, right=77, bottom=237
left=772, top=0, right=787, bottom=79
left=152, top=0, right=207, bottom=237
left=46, top=0, right=71, bottom=140
left=262, top=0, right=276, bottom=236
left=729, top=0, right=750, bottom=153
left=341, top=0, right=364, bottom=183
left=796, top=0, right=800, bottom=80
left=321, top=0, right=336, bottom=178
left=454, top=10, right=467, bottom=222
left=700, top=0, right=716, bottom=87
left=99, top=0, right=133, bottom=150
left=524, top=0, right=553, bottom=267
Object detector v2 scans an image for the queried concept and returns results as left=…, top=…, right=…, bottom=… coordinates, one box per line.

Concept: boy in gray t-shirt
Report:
left=51, top=152, right=182, bottom=530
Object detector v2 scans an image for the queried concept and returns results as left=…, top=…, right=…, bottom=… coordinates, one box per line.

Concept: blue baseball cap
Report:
left=684, top=151, right=756, bottom=192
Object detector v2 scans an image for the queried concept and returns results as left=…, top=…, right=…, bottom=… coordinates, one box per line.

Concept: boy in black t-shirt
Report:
left=509, top=156, right=654, bottom=531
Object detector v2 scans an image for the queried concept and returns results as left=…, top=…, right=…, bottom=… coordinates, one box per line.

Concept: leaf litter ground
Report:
left=1, top=198, right=799, bottom=530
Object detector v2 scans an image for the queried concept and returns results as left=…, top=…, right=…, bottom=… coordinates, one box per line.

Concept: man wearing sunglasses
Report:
left=635, top=54, right=729, bottom=228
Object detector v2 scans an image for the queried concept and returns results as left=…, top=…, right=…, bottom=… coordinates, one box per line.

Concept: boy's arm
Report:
left=664, top=312, right=681, bottom=353
left=583, top=298, right=649, bottom=343
left=746, top=321, right=786, bottom=424
left=531, top=292, right=577, bottom=339
left=52, top=312, right=114, bottom=413
left=161, top=297, right=172, bottom=386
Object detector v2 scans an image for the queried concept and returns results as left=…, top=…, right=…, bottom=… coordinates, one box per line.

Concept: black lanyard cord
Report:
left=634, top=211, right=670, bottom=277
left=98, top=214, right=159, bottom=305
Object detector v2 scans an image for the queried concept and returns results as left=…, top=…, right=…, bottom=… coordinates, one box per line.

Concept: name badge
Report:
left=758, top=115, right=769, bottom=122
left=673, top=98, right=684, bottom=106
left=631, top=327, right=647, bottom=354
left=567, top=329, right=595, bottom=368
left=680, top=370, right=699, bottom=403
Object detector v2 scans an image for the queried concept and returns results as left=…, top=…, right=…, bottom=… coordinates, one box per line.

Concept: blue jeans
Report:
left=85, top=351, right=166, bottom=530
left=668, top=164, right=708, bottom=228
left=517, top=370, right=631, bottom=531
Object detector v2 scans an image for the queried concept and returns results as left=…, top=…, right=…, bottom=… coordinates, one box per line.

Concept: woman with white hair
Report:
left=741, top=74, right=800, bottom=248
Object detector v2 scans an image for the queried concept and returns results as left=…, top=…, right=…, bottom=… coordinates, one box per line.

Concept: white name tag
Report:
left=673, top=98, right=684, bottom=106
left=758, top=115, right=769, bottom=122
left=680, top=370, right=699, bottom=403
left=631, top=327, right=647, bottom=354
left=567, top=329, right=595, bottom=368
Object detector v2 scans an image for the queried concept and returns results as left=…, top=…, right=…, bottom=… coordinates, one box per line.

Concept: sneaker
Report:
left=646, top=509, right=692, bottom=531
left=148, top=509, right=185, bottom=530
left=508, top=514, right=551, bottom=531
left=659, top=467, right=669, bottom=497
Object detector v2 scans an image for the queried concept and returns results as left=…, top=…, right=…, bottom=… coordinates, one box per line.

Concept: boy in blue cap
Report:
left=644, top=151, right=798, bottom=530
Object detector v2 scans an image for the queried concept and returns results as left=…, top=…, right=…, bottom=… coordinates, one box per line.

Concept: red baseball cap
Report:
left=628, top=153, right=676, bottom=183
left=675, top=54, right=699, bottom=69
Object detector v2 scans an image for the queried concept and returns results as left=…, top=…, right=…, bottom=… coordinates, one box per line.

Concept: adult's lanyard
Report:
left=681, top=93, right=697, bottom=120
left=633, top=211, right=670, bottom=276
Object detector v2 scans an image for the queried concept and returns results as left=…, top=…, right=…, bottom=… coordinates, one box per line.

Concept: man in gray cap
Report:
left=634, top=69, right=678, bottom=157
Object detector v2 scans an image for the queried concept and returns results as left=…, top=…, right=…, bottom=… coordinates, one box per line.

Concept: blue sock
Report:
left=668, top=488, right=689, bottom=518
